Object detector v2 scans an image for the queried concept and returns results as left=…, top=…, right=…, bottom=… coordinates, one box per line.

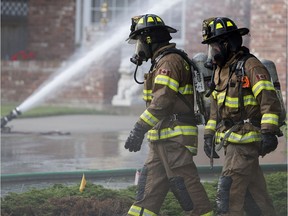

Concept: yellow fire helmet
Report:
left=202, top=17, right=249, bottom=44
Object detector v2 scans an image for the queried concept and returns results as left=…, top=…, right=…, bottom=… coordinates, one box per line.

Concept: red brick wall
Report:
left=1, top=0, right=287, bottom=108
left=1, top=61, right=59, bottom=103
left=184, top=0, right=286, bottom=105
left=27, top=0, right=76, bottom=60
left=0, top=0, right=120, bottom=107
left=1, top=59, right=120, bottom=106
left=184, top=0, right=251, bottom=55
left=250, top=0, right=287, bottom=101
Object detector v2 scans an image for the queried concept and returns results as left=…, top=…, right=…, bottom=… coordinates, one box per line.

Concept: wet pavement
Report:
left=1, top=115, right=287, bottom=195
left=1, top=115, right=287, bottom=174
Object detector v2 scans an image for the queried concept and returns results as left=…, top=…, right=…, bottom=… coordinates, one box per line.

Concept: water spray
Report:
left=1, top=0, right=183, bottom=130
left=1, top=107, right=22, bottom=129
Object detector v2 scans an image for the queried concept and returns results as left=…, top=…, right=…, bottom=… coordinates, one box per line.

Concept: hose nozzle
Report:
left=1, top=107, right=21, bottom=128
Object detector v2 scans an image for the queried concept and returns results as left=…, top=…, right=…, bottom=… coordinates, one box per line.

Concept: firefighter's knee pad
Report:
left=136, top=166, right=148, bottom=201
left=169, top=176, right=193, bottom=211
left=216, top=176, right=232, bottom=214
left=244, top=190, right=261, bottom=216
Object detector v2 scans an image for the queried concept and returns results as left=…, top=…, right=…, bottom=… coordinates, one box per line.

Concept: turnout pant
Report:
left=217, top=143, right=276, bottom=216
left=127, top=140, right=212, bottom=216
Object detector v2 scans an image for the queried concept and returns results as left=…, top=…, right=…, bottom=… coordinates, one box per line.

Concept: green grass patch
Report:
left=1, top=103, right=109, bottom=118
left=1, top=172, right=287, bottom=216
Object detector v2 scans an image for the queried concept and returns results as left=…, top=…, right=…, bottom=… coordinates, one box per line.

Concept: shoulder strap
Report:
left=154, top=48, right=207, bottom=123
left=154, top=48, right=197, bottom=70
left=234, top=53, right=254, bottom=76
left=233, top=52, right=254, bottom=119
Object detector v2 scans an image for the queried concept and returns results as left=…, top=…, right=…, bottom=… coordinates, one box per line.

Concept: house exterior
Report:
left=1, top=0, right=287, bottom=110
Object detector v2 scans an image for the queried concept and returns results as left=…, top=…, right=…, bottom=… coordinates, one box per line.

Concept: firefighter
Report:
left=201, top=17, right=281, bottom=216
left=124, top=14, right=213, bottom=216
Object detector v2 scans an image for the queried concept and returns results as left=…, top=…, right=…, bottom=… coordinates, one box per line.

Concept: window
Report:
left=1, top=0, right=29, bottom=60
left=88, top=0, right=185, bottom=46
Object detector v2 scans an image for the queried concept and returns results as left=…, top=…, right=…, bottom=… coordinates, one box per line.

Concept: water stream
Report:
left=17, top=0, right=183, bottom=113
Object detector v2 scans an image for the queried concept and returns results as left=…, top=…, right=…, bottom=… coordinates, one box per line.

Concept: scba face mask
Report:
left=207, top=41, right=229, bottom=67
left=130, top=37, right=152, bottom=66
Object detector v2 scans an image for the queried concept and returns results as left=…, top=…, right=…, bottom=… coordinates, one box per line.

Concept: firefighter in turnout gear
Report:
left=124, top=14, right=213, bottom=216
left=202, top=17, right=282, bottom=216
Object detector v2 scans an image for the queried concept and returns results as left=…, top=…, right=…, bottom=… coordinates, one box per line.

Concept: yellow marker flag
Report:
left=79, top=173, right=86, bottom=192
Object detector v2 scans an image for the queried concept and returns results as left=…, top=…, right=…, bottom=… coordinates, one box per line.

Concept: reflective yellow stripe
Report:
left=185, top=145, right=197, bottom=154
left=140, top=110, right=159, bottom=127
left=215, top=131, right=261, bottom=144
left=147, top=16, right=154, bottom=23
left=201, top=210, right=214, bottom=216
left=226, top=21, right=233, bottom=27
left=216, top=91, right=258, bottom=108
left=138, top=18, right=144, bottom=24
left=143, top=89, right=152, bottom=101
left=179, top=84, right=193, bottom=95
left=156, top=16, right=162, bottom=23
left=205, top=119, right=217, bottom=131
left=261, top=113, right=279, bottom=126
left=252, top=80, right=275, bottom=97
left=155, top=74, right=179, bottom=92
left=148, top=125, right=198, bottom=141
left=219, top=95, right=238, bottom=108
left=212, top=91, right=217, bottom=99
left=216, top=91, right=225, bottom=104
left=128, top=205, right=157, bottom=216
left=216, top=23, right=223, bottom=29
left=243, top=94, right=258, bottom=106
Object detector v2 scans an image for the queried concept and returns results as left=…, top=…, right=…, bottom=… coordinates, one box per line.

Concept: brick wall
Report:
left=1, top=0, right=120, bottom=107
left=250, top=0, right=287, bottom=101
left=184, top=0, right=251, bottom=55
left=28, top=0, right=76, bottom=60
left=184, top=0, right=287, bottom=104
left=1, top=0, right=287, bottom=108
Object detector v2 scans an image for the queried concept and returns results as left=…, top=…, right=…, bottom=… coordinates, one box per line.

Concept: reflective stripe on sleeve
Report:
left=143, top=89, right=152, bottom=101
left=140, top=110, right=159, bottom=127
left=261, top=113, right=279, bottom=126
left=178, top=84, right=193, bottom=95
left=154, top=74, right=179, bottom=92
left=252, top=80, right=275, bottom=97
left=205, top=119, right=217, bottom=131
left=148, top=125, right=198, bottom=141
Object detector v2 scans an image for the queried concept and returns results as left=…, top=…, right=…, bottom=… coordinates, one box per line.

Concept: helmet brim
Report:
left=202, top=27, right=249, bottom=44
left=126, top=25, right=177, bottom=42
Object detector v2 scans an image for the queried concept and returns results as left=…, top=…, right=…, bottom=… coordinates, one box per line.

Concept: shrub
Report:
left=1, top=172, right=287, bottom=216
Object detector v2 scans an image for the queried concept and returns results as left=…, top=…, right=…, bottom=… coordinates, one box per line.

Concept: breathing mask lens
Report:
left=204, top=45, right=214, bottom=69
left=130, top=39, right=151, bottom=66
left=209, top=42, right=228, bottom=67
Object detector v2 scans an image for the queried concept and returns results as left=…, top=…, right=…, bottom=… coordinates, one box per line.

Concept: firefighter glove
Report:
left=124, top=122, right=148, bottom=152
left=204, top=134, right=220, bottom=158
left=259, top=132, right=278, bottom=157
